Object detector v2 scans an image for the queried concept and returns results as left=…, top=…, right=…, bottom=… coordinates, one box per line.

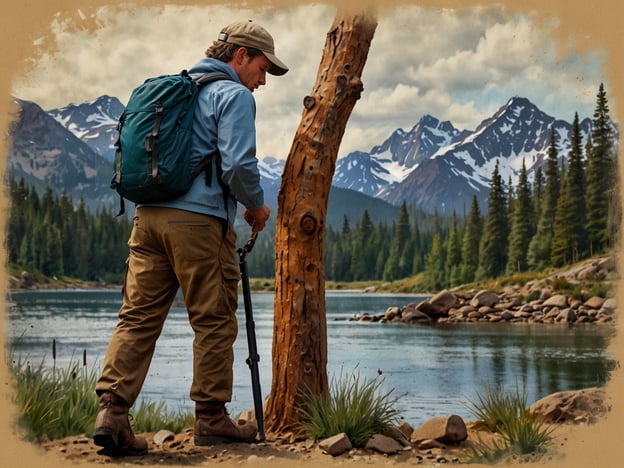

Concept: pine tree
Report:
left=423, top=231, right=446, bottom=291
left=444, top=211, right=462, bottom=286
left=551, top=113, right=587, bottom=265
left=460, top=195, right=482, bottom=283
left=477, top=160, right=509, bottom=279
left=527, top=128, right=560, bottom=269
left=506, top=159, right=535, bottom=274
left=586, top=83, right=616, bottom=254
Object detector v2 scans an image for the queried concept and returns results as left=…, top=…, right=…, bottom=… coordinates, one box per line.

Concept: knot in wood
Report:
left=303, top=95, right=316, bottom=110
left=350, top=77, right=364, bottom=99
left=300, top=211, right=318, bottom=233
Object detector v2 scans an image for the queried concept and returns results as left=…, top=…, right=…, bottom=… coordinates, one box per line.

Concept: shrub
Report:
left=297, top=369, right=400, bottom=447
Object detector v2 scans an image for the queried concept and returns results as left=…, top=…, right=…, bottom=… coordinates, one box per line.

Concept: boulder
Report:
left=542, top=294, right=569, bottom=308
left=470, top=290, right=499, bottom=308
left=584, top=296, right=605, bottom=309
left=410, top=415, right=467, bottom=444
left=429, top=290, right=459, bottom=313
left=529, top=387, right=609, bottom=423
left=414, top=301, right=441, bottom=317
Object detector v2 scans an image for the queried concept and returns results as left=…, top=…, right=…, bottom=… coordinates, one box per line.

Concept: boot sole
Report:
left=94, top=427, right=148, bottom=457
left=194, top=434, right=256, bottom=446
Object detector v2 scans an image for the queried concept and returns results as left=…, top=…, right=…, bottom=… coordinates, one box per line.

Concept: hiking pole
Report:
left=237, top=232, right=265, bottom=441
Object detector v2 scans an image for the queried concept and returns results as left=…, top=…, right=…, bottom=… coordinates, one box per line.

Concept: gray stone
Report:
left=600, top=298, right=616, bottom=314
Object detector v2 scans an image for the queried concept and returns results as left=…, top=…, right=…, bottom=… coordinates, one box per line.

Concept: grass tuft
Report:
left=7, top=352, right=193, bottom=441
left=9, top=355, right=100, bottom=441
left=464, top=382, right=554, bottom=463
left=297, top=369, right=401, bottom=447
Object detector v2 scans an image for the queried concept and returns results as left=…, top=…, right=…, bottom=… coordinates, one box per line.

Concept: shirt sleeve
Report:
left=215, top=85, right=265, bottom=211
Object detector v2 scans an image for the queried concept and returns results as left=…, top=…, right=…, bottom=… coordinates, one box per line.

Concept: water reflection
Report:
left=5, top=290, right=617, bottom=427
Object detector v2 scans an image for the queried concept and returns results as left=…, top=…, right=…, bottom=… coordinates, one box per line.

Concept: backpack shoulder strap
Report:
left=193, top=71, right=232, bottom=87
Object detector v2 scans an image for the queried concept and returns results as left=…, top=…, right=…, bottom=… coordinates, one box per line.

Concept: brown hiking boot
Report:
left=194, top=402, right=258, bottom=445
left=93, top=392, right=148, bottom=456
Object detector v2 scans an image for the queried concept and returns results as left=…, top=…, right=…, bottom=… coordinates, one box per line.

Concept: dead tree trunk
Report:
left=264, top=11, right=377, bottom=439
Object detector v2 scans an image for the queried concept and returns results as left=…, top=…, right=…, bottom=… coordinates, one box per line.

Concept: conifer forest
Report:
left=5, top=85, right=619, bottom=290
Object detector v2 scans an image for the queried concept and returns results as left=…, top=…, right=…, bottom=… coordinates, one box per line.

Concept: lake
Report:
left=4, top=289, right=617, bottom=428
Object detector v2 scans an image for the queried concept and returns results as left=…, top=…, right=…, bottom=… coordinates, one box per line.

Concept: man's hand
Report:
left=244, top=204, right=271, bottom=235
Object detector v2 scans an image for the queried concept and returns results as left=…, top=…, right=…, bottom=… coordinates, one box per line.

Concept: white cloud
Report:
left=11, top=3, right=607, bottom=160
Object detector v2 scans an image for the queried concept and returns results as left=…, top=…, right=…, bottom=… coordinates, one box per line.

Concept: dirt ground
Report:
left=34, top=422, right=581, bottom=467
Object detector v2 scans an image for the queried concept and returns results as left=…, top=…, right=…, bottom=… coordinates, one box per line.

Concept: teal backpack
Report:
left=111, top=70, right=230, bottom=214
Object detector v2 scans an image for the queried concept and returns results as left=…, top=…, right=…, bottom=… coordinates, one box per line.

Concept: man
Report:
left=93, top=20, right=288, bottom=456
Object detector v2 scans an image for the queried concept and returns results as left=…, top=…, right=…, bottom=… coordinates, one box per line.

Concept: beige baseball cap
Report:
left=218, top=20, right=289, bottom=76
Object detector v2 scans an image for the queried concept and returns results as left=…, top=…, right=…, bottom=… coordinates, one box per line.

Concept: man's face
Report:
left=236, top=51, right=271, bottom=93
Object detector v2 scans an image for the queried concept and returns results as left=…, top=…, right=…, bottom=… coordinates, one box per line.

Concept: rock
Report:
left=153, top=429, right=175, bottom=445
left=357, top=313, right=378, bottom=322
left=402, top=308, right=433, bottom=322
left=429, top=290, right=459, bottom=313
left=384, top=306, right=401, bottom=321
left=238, top=408, right=258, bottom=428
left=397, top=421, right=414, bottom=440
left=542, top=294, right=568, bottom=308
left=600, top=298, right=616, bottom=314
left=584, top=296, right=605, bottom=309
left=501, top=311, right=515, bottom=321
left=382, top=425, right=411, bottom=447
left=470, top=290, right=499, bottom=308
left=529, top=387, right=609, bottom=423
left=557, top=308, right=576, bottom=323
left=319, top=433, right=352, bottom=456
left=417, top=438, right=446, bottom=450
left=414, top=301, right=444, bottom=318
left=365, top=434, right=403, bottom=454
left=411, top=415, right=468, bottom=444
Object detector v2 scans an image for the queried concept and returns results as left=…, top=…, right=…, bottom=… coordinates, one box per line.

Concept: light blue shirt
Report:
left=147, top=58, right=264, bottom=225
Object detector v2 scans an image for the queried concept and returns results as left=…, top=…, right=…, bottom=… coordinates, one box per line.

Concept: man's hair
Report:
left=205, top=41, right=264, bottom=62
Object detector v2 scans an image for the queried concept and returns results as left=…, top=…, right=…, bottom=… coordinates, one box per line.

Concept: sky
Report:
left=11, top=2, right=608, bottom=160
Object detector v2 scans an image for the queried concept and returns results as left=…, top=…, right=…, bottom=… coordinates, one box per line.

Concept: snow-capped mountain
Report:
left=333, top=115, right=469, bottom=197
left=334, top=97, right=598, bottom=214
left=9, top=93, right=614, bottom=218
left=47, top=95, right=124, bottom=161
left=8, top=98, right=118, bottom=213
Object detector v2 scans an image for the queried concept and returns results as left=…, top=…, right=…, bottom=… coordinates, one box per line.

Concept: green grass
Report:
left=9, top=355, right=100, bottom=441
left=7, top=352, right=193, bottom=441
left=464, top=382, right=555, bottom=463
left=297, top=369, right=401, bottom=447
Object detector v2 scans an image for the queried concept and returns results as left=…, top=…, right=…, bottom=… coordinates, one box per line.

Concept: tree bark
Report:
left=264, top=11, right=377, bottom=439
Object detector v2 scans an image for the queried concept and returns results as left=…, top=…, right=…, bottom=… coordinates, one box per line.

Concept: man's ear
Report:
left=233, top=47, right=247, bottom=64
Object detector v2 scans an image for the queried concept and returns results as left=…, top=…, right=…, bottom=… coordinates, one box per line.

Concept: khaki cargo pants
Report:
left=95, top=206, right=239, bottom=406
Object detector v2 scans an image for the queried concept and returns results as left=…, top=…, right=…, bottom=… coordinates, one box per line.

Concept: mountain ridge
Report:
left=8, top=93, right=613, bottom=219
